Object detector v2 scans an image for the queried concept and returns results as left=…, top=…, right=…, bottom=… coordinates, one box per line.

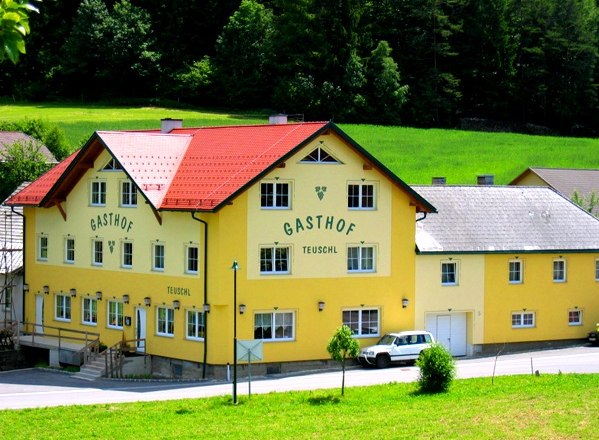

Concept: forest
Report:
left=2, top=0, right=599, bottom=135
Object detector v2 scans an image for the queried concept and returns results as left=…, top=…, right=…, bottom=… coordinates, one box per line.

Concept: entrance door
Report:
left=35, top=294, right=44, bottom=334
left=135, top=307, right=146, bottom=352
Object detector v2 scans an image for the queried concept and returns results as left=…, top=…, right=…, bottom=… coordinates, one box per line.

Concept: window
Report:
left=157, top=306, right=174, bottom=336
left=260, top=246, right=290, bottom=274
left=509, top=260, right=522, bottom=283
left=90, top=180, right=106, bottom=206
left=122, top=241, right=133, bottom=268
left=595, top=259, right=599, bottom=281
left=3, top=290, right=11, bottom=311
left=254, top=311, right=294, bottom=340
left=343, top=308, right=379, bottom=336
left=92, top=239, right=103, bottom=266
left=186, top=244, right=199, bottom=274
left=103, top=158, right=123, bottom=171
left=121, top=181, right=138, bottom=207
left=152, top=243, right=165, bottom=271
left=38, top=235, right=48, bottom=261
left=260, top=182, right=290, bottom=209
left=512, top=312, right=535, bottom=328
left=65, top=238, right=75, bottom=264
left=186, top=310, right=205, bottom=340
left=553, top=259, right=566, bottom=282
left=568, top=309, right=582, bottom=326
left=347, top=245, right=375, bottom=272
left=441, top=261, right=458, bottom=285
left=348, top=183, right=374, bottom=209
left=107, top=300, right=123, bottom=328
left=82, top=297, right=97, bottom=325
left=55, top=294, right=71, bottom=321
left=300, top=147, right=339, bottom=163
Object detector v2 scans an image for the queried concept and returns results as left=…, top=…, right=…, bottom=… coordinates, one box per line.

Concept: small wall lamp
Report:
left=239, top=303, right=246, bottom=314
left=95, top=291, right=103, bottom=301
left=318, top=301, right=325, bottom=311
left=23, top=283, right=29, bottom=293
left=144, top=297, right=151, bottom=307
left=122, top=294, right=129, bottom=304
left=402, top=298, right=409, bottom=309
left=70, top=288, right=77, bottom=298
left=43, top=285, right=49, bottom=295
left=203, top=303, right=210, bottom=313
left=173, top=300, right=181, bottom=310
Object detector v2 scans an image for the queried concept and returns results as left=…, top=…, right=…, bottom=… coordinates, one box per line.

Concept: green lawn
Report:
left=0, top=374, right=596, bottom=439
left=1, top=101, right=598, bottom=184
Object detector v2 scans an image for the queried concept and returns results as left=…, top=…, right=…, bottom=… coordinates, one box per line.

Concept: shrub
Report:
left=415, top=343, right=456, bottom=393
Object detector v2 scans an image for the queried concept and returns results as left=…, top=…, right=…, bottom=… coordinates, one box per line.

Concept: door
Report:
left=35, top=294, right=44, bottom=334
left=135, top=307, right=146, bottom=352
left=436, top=315, right=452, bottom=352
left=426, top=313, right=468, bottom=357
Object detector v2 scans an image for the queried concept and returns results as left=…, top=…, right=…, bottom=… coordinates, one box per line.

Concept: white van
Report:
left=358, top=330, right=435, bottom=368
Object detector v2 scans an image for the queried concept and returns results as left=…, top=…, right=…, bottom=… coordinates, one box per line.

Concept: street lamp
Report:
left=231, top=260, right=239, bottom=405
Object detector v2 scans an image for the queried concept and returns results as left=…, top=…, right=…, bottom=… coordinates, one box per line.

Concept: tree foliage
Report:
left=0, top=0, right=39, bottom=63
left=0, top=139, right=51, bottom=201
left=0, top=118, right=68, bottom=160
left=326, top=325, right=360, bottom=396
left=2, top=0, right=599, bottom=132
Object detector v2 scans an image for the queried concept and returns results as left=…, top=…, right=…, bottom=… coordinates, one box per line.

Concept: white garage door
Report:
left=425, top=312, right=467, bottom=356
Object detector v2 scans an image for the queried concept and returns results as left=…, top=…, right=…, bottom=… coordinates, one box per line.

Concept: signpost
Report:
left=237, top=339, right=263, bottom=397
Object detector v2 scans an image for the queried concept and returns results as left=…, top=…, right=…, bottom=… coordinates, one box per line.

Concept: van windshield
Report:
left=377, top=334, right=396, bottom=345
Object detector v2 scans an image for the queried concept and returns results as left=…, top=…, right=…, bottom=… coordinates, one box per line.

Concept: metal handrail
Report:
left=104, top=338, right=146, bottom=378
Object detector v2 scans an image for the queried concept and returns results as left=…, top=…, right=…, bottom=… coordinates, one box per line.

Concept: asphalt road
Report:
left=0, top=345, right=597, bottom=410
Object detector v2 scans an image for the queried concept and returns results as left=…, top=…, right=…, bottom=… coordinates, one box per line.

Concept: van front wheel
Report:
left=376, top=354, right=391, bottom=368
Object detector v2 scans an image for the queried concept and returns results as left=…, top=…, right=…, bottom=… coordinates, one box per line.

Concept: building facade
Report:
left=414, top=185, right=599, bottom=356
left=7, top=120, right=434, bottom=377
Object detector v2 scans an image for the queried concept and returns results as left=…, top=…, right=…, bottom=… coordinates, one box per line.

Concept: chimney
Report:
left=268, top=114, right=288, bottom=125
left=477, top=174, right=494, bottom=185
left=161, top=118, right=183, bottom=133
left=432, top=177, right=446, bottom=185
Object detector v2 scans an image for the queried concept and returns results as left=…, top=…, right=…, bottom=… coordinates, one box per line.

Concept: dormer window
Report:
left=300, top=147, right=339, bottom=163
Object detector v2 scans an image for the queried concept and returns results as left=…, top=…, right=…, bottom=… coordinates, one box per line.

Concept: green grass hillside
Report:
left=1, top=101, right=598, bottom=184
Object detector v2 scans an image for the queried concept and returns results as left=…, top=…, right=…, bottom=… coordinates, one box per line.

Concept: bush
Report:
left=415, top=343, right=456, bottom=393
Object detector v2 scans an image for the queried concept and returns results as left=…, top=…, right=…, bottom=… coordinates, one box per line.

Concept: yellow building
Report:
left=413, top=185, right=599, bottom=356
left=7, top=119, right=435, bottom=378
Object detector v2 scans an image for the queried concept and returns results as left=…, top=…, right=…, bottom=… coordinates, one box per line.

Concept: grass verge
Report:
left=0, top=374, right=596, bottom=439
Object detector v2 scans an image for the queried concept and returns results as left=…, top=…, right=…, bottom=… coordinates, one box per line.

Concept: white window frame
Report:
left=253, top=311, right=295, bottom=341
left=260, top=246, right=290, bottom=274
left=553, top=259, right=566, bottom=282
left=568, top=309, right=582, bottom=326
left=509, top=259, right=522, bottom=284
left=82, top=297, right=98, bottom=326
left=347, top=183, right=375, bottom=210
left=342, top=308, right=380, bottom=337
left=260, top=181, right=291, bottom=209
left=511, top=311, right=535, bottom=328
left=152, top=242, right=165, bottom=271
left=120, top=180, right=138, bottom=207
left=122, top=241, right=133, bottom=269
left=55, top=294, right=71, bottom=322
left=65, top=237, right=75, bottom=264
left=157, top=306, right=175, bottom=337
left=90, top=180, right=106, bottom=206
left=186, top=309, right=205, bottom=340
left=185, top=244, right=199, bottom=274
left=107, top=300, right=124, bottom=329
left=347, top=245, right=376, bottom=273
left=441, top=261, right=458, bottom=286
left=92, top=239, right=103, bottom=266
left=38, top=235, right=48, bottom=261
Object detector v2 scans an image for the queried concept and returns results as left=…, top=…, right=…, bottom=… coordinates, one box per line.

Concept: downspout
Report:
left=11, top=207, right=25, bottom=324
left=191, top=212, right=209, bottom=379
left=416, top=212, right=427, bottom=222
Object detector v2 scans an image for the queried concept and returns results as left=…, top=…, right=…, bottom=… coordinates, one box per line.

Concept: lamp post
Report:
left=231, top=260, right=239, bottom=405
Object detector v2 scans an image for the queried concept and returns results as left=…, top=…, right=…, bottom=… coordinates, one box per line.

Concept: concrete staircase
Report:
left=72, top=351, right=107, bottom=381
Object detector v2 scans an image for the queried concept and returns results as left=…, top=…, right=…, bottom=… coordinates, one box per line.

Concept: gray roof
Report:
left=0, top=184, right=25, bottom=274
left=413, top=185, right=599, bottom=253
left=0, top=131, right=57, bottom=163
